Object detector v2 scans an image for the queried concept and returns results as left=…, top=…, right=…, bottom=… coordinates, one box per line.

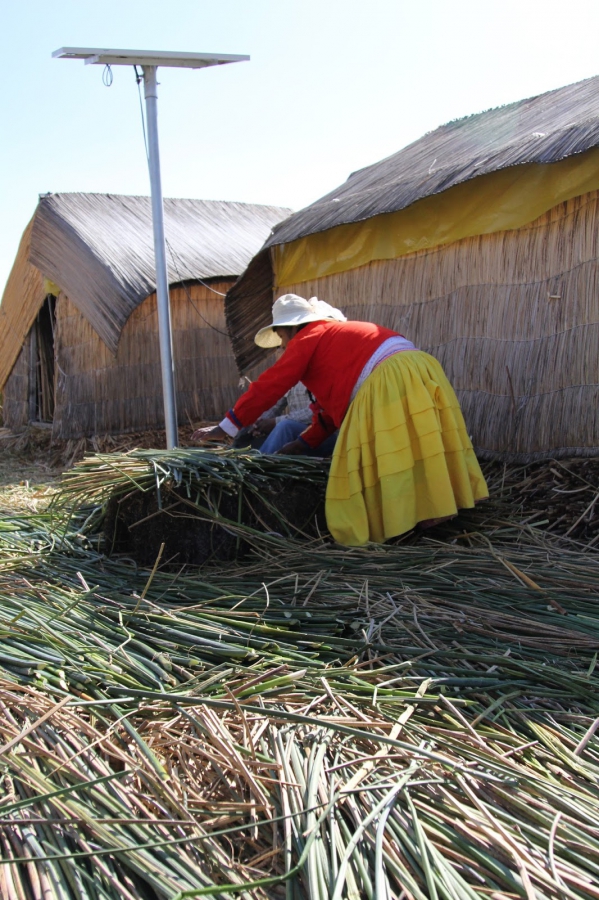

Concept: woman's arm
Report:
left=218, top=329, right=322, bottom=436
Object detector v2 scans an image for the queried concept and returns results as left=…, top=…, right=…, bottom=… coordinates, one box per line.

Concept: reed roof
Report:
left=28, top=192, right=292, bottom=352
left=265, top=74, right=599, bottom=246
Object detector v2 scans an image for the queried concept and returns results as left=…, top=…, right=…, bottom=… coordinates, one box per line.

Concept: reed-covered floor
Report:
left=0, top=448, right=598, bottom=899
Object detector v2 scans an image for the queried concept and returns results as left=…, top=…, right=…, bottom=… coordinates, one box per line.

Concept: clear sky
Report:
left=2, top=0, right=599, bottom=293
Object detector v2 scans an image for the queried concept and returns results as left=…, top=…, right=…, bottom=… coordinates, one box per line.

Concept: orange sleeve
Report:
left=229, top=329, right=322, bottom=427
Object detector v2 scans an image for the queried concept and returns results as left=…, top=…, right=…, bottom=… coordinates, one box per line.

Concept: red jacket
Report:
left=226, top=320, right=401, bottom=447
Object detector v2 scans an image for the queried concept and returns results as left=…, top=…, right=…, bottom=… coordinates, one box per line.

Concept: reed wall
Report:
left=52, top=281, right=242, bottom=439
left=0, top=217, right=47, bottom=392
left=3, top=339, right=31, bottom=430
left=277, top=191, right=599, bottom=462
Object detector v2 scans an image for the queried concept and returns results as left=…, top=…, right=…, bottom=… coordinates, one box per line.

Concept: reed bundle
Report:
left=0, top=448, right=598, bottom=897
left=53, top=448, right=330, bottom=566
left=54, top=447, right=330, bottom=508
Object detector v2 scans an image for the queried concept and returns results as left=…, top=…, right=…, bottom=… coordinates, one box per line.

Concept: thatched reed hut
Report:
left=226, top=76, right=599, bottom=462
left=0, top=193, right=291, bottom=439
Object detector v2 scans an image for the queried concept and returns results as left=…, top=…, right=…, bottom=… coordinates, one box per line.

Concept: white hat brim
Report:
left=254, top=325, right=282, bottom=349
left=254, top=312, right=327, bottom=347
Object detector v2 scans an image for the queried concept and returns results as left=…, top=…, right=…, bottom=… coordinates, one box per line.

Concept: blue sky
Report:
left=2, top=0, right=599, bottom=292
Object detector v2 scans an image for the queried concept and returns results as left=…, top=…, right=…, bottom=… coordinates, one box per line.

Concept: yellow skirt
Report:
left=326, top=351, right=488, bottom=546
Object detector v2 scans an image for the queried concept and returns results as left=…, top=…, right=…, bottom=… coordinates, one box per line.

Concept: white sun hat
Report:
left=254, top=294, right=347, bottom=348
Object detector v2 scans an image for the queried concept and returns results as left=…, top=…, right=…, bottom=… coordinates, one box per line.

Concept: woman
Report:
left=193, top=294, right=488, bottom=546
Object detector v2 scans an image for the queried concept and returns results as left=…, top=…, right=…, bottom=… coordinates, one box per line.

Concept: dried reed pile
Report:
left=2, top=670, right=599, bottom=900
left=482, top=457, right=599, bottom=546
left=0, top=450, right=598, bottom=897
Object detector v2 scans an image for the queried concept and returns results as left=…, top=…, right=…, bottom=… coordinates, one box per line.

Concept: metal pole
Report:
left=143, top=65, right=178, bottom=449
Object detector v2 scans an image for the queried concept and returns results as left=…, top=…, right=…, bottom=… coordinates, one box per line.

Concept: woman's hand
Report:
left=277, top=439, right=307, bottom=455
left=252, top=417, right=277, bottom=436
left=191, top=425, right=228, bottom=443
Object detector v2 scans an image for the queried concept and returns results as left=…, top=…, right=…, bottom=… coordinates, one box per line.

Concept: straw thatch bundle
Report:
left=226, top=76, right=599, bottom=463
left=1, top=193, right=291, bottom=439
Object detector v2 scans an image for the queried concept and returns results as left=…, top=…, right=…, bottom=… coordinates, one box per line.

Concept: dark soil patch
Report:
left=104, top=477, right=327, bottom=568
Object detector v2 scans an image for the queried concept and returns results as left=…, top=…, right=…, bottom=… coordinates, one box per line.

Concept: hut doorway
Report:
left=29, top=295, right=56, bottom=423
